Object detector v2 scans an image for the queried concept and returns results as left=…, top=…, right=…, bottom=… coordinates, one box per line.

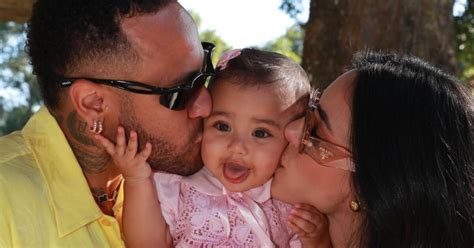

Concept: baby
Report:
left=97, top=48, right=330, bottom=247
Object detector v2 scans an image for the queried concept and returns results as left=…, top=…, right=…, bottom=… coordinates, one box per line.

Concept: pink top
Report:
left=154, top=168, right=300, bottom=247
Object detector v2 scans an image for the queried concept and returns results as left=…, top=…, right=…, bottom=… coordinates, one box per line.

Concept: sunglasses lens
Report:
left=159, top=43, right=214, bottom=111
left=159, top=74, right=208, bottom=110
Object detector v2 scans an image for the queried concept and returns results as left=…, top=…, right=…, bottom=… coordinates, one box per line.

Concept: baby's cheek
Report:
left=201, top=134, right=222, bottom=165
left=259, top=141, right=287, bottom=171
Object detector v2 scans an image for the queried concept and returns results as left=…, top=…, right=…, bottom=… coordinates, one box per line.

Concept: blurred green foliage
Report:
left=0, top=22, right=40, bottom=135
left=262, top=25, right=304, bottom=63
left=279, top=0, right=304, bottom=20
left=455, top=0, right=474, bottom=81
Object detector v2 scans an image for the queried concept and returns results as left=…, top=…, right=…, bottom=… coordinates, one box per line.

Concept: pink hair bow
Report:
left=216, top=49, right=242, bottom=70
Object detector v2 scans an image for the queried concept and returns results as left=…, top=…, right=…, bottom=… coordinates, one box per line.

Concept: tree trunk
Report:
left=0, top=0, right=34, bottom=22
left=303, top=0, right=457, bottom=89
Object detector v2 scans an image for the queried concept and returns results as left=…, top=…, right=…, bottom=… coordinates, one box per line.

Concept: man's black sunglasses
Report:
left=59, top=42, right=215, bottom=111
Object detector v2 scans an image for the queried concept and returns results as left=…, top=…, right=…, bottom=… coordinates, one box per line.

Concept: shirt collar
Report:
left=22, top=107, right=103, bottom=237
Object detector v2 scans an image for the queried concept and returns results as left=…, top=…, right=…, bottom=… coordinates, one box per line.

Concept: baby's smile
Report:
left=223, top=161, right=250, bottom=184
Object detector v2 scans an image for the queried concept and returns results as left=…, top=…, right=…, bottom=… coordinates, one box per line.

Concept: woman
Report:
left=272, top=51, right=474, bottom=247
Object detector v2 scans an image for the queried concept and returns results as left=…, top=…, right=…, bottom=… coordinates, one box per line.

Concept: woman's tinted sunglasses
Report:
left=299, top=88, right=355, bottom=171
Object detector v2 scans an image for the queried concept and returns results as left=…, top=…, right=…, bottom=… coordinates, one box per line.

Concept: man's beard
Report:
left=119, top=101, right=203, bottom=176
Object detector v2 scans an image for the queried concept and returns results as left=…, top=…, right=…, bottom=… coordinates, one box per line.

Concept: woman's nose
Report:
left=285, top=117, right=305, bottom=148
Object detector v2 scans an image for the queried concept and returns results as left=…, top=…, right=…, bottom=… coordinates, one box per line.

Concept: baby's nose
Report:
left=228, top=135, right=248, bottom=155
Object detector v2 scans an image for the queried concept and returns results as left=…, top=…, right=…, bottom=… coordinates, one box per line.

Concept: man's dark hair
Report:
left=27, top=0, right=174, bottom=108
left=210, top=48, right=310, bottom=96
left=350, top=51, right=473, bottom=247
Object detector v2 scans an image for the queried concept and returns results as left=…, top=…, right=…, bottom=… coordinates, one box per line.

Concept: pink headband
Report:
left=216, top=49, right=242, bottom=70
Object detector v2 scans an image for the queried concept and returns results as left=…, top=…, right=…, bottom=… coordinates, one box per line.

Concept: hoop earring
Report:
left=90, top=120, right=103, bottom=134
left=350, top=199, right=360, bottom=212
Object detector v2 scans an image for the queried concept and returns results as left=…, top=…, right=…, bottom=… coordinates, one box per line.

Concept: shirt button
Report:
left=101, top=219, right=112, bottom=226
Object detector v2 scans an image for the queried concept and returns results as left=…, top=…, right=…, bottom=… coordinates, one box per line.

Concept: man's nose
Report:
left=188, top=86, right=212, bottom=118
left=284, top=117, right=304, bottom=149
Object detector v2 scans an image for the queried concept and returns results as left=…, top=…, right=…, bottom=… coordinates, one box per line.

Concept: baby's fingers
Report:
left=292, top=204, right=326, bottom=226
left=287, top=219, right=306, bottom=237
left=137, top=142, right=152, bottom=162
left=94, top=134, right=116, bottom=155
left=115, top=126, right=126, bottom=156
left=289, top=204, right=330, bottom=239
left=125, top=131, right=139, bottom=159
left=288, top=212, right=318, bottom=236
left=290, top=205, right=332, bottom=247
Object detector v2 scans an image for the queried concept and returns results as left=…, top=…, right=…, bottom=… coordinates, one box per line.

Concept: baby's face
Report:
left=201, top=81, right=303, bottom=192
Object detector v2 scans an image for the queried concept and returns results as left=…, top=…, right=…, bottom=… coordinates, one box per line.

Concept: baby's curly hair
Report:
left=27, top=0, right=174, bottom=108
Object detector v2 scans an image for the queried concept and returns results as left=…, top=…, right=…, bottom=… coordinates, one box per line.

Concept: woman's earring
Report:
left=350, top=199, right=361, bottom=212
left=90, top=120, right=103, bottom=134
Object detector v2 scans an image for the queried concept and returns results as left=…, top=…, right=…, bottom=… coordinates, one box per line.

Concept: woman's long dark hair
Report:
left=350, top=52, right=473, bottom=247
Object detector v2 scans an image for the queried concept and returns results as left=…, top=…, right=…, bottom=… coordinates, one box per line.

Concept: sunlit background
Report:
left=0, top=0, right=472, bottom=135
left=181, top=0, right=467, bottom=48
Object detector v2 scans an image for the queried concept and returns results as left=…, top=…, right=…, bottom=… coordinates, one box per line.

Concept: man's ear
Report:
left=68, top=79, right=107, bottom=127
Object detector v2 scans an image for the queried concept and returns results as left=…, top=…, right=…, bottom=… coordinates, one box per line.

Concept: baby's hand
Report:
left=288, top=204, right=332, bottom=248
left=95, top=127, right=152, bottom=180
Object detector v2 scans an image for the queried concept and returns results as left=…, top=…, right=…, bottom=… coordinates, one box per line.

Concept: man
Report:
left=0, top=0, right=213, bottom=246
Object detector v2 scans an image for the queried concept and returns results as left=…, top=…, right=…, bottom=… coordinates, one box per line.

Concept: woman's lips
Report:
left=223, top=162, right=250, bottom=184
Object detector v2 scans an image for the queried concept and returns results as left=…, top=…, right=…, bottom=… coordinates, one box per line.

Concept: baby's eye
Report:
left=253, top=129, right=272, bottom=138
left=214, top=122, right=231, bottom=132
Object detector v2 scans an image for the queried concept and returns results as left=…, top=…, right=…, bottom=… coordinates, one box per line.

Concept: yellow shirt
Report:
left=0, top=107, right=125, bottom=248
